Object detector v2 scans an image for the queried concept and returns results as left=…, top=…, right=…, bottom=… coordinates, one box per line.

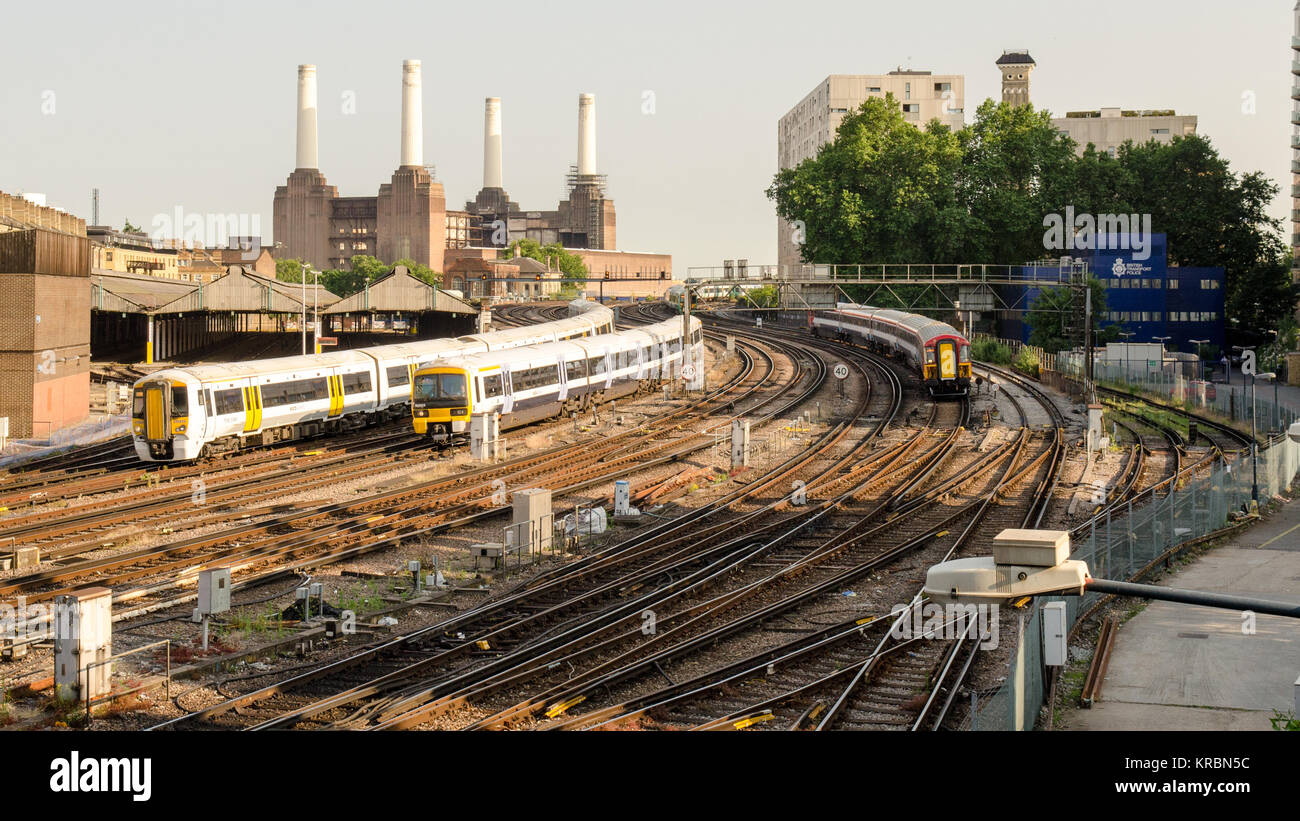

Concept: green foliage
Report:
left=739, top=285, right=778, bottom=308
left=274, top=254, right=442, bottom=298
left=767, top=98, right=1293, bottom=332
left=971, top=339, right=1012, bottom=365
left=1026, top=277, right=1110, bottom=354
left=504, top=238, right=588, bottom=279
left=1271, top=710, right=1299, bottom=731
left=767, top=94, right=968, bottom=264
left=1013, top=347, right=1040, bottom=377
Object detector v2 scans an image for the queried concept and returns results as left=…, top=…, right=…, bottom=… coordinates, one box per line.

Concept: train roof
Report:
left=832, top=303, right=966, bottom=343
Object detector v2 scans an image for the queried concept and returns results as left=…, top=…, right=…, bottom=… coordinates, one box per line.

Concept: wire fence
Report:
left=963, top=381, right=1300, bottom=731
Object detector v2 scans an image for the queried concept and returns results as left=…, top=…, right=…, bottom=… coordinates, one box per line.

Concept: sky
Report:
left=1, top=0, right=1294, bottom=274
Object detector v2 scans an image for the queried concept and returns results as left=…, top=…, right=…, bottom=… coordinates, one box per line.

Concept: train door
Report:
left=502, top=370, right=515, bottom=414
left=936, top=339, right=958, bottom=381
left=604, top=350, right=614, bottom=389
left=557, top=355, right=569, bottom=402
left=139, top=382, right=168, bottom=441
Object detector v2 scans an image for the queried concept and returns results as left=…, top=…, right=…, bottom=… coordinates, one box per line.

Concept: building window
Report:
left=1150, top=128, right=1169, bottom=135
left=905, top=82, right=911, bottom=100
left=1167, top=279, right=1179, bottom=289
left=868, top=86, right=881, bottom=93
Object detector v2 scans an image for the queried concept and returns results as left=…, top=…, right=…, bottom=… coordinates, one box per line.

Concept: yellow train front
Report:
left=921, top=333, right=972, bottom=397
left=411, top=368, right=471, bottom=436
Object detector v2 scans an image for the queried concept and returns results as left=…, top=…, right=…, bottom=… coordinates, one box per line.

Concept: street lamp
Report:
left=1188, top=338, right=1209, bottom=381
left=1153, top=336, right=1170, bottom=386
left=1234, top=345, right=1259, bottom=502
left=1118, top=330, right=1134, bottom=384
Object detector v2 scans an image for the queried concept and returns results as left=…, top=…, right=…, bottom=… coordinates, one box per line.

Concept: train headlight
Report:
left=132, top=423, right=143, bottom=435
left=175, top=424, right=186, bottom=434
left=414, top=409, right=428, bottom=418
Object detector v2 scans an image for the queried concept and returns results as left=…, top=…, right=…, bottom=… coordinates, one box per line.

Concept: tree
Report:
left=504, top=238, right=588, bottom=279
left=738, top=285, right=778, bottom=308
left=956, top=100, right=1079, bottom=264
left=767, top=94, right=968, bottom=264
left=1025, top=277, right=1113, bottom=353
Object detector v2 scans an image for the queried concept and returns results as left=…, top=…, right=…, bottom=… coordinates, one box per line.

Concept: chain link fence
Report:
left=963, top=377, right=1300, bottom=730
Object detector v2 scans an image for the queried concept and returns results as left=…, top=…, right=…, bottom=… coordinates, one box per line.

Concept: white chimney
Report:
left=484, top=97, right=503, bottom=189
left=400, top=59, right=423, bottom=168
left=296, top=64, right=318, bottom=169
left=577, top=93, right=596, bottom=176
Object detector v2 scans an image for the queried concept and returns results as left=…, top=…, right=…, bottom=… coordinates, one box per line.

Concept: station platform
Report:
left=1068, top=496, right=1300, bottom=731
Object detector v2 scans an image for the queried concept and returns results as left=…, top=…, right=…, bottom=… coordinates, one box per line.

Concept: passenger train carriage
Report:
left=812, top=303, right=970, bottom=397
left=131, top=302, right=615, bottom=462
left=412, top=315, right=704, bottom=436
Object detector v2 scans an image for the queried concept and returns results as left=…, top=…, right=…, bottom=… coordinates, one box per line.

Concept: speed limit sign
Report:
left=681, top=363, right=697, bottom=380
left=833, top=363, right=849, bottom=380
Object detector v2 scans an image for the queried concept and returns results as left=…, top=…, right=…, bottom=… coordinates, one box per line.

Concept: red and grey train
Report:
left=812, top=303, right=971, bottom=397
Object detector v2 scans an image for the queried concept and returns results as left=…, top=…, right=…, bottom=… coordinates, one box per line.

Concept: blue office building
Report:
left=1001, top=233, right=1225, bottom=355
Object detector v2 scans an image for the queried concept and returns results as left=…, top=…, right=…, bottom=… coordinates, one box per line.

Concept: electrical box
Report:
left=196, top=566, right=232, bottom=617
left=992, top=528, right=1070, bottom=568
left=54, top=587, right=112, bottom=704
left=1042, top=601, right=1068, bottom=667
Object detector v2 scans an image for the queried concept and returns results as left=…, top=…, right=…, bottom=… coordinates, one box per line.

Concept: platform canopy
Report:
left=323, top=265, right=475, bottom=315
left=91, top=265, right=340, bottom=316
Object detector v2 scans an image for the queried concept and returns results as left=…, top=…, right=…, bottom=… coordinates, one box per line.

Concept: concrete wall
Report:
left=1053, top=110, right=1198, bottom=155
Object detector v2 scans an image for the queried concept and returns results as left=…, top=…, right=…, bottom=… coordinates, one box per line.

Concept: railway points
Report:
left=0, top=298, right=1289, bottom=739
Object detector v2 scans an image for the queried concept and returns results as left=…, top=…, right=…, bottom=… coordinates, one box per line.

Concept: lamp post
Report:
left=300, top=260, right=309, bottom=356
left=1118, top=330, right=1133, bottom=384
left=1153, top=336, right=1170, bottom=388
left=1188, top=338, right=1209, bottom=382
left=1234, top=345, right=1258, bottom=502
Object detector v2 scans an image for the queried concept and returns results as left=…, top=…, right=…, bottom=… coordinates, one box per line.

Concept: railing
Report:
left=964, top=368, right=1300, bottom=731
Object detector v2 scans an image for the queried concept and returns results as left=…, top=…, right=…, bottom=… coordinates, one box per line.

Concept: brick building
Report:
left=0, top=192, right=91, bottom=437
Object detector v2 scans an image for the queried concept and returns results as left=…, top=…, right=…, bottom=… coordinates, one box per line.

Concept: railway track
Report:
left=148, top=318, right=897, bottom=729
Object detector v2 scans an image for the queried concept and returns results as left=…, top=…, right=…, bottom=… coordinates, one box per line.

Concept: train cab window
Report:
left=481, top=373, right=504, bottom=398
left=414, top=373, right=467, bottom=402
left=132, top=390, right=145, bottom=417
left=959, top=345, right=970, bottom=363
left=172, top=386, right=188, bottom=416
left=924, top=348, right=935, bottom=364
left=213, top=388, right=244, bottom=415
left=566, top=359, right=587, bottom=381
left=386, top=365, right=410, bottom=388
left=342, top=372, right=373, bottom=394
left=692, top=329, right=703, bottom=345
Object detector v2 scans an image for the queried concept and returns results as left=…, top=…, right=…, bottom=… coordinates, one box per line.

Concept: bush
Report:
left=971, top=340, right=1012, bottom=365
left=1013, top=347, right=1041, bottom=377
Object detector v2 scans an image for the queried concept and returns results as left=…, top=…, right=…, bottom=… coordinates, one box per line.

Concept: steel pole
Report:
left=1086, top=578, right=1300, bottom=619
left=1251, top=374, right=1258, bottom=502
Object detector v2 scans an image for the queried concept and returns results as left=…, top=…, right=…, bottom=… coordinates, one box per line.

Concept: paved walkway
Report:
left=1068, top=498, right=1300, bottom=731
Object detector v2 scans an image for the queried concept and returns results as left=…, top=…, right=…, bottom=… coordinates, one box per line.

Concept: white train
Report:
left=412, top=315, right=704, bottom=435
left=812, top=303, right=971, bottom=397
left=131, top=302, right=615, bottom=462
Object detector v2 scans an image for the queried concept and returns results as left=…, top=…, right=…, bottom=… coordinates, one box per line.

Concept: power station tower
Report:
left=997, top=50, right=1036, bottom=108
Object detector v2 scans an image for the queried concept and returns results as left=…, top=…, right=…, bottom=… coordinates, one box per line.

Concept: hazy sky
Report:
left=1, top=0, right=1293, bottom=273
